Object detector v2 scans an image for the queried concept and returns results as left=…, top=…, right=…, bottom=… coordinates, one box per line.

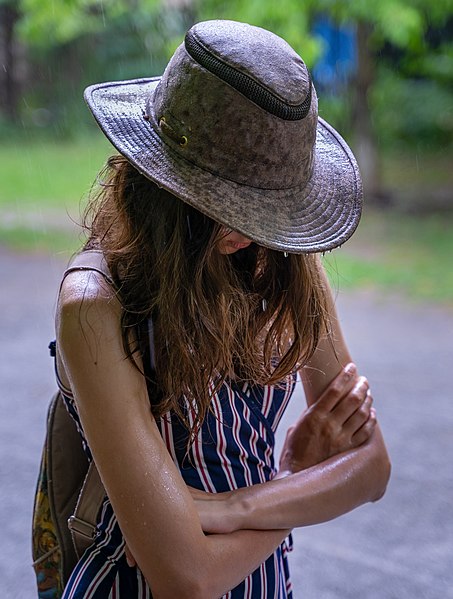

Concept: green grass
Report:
left=323, top=210, right=453, bottom=306
left=0, top=135, right=110, bottom=254
left=0, top=136, right=112, bottom=209
left=382, top=148, right=453, bottom=190
left=0, top=225, right=82, bottom=255
left=1, top=137, right=452, bottom=306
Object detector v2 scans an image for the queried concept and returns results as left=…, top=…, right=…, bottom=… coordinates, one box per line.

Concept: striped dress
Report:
left=57, top=365, right=296, bottom=598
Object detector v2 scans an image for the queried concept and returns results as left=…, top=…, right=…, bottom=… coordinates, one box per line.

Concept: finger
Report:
left=331, top=377, right=370, bottom=423
left=315, top=363, right=358, bottom=412
left=341, top=392, right=373, bottom=435
left=124, top=544, right=137, bottom=568
left=350, top=408, right=377, bottom=447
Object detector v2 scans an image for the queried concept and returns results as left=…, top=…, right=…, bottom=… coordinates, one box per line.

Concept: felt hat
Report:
left=84, top=19, right=362, bottom=253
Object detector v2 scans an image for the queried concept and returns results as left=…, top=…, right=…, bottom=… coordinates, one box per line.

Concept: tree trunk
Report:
left=353, top=21, right=386, bottom=203
left=0, top=3, right=21, bottom=123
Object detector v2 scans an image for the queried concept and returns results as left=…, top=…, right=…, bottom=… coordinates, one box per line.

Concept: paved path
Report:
left=1, top=247, right=452, bottom=598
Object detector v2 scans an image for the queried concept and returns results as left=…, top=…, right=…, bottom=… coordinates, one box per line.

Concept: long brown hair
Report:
left=83, top=155, right=331, bottom=438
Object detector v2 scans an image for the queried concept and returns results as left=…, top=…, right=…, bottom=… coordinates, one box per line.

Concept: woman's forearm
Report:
left=140, top=528, right=290, bottom=599
left=220, top=426, right=390, bottom=533
left=197, top=528, right=290, bottom=598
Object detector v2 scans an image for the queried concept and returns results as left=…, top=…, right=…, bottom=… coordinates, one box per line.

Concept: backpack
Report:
left=32, top=251, right=117, bottom=598
left=32, top=391, right=105, bottom=597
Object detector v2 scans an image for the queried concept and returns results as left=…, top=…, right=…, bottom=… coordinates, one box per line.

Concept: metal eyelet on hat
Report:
left=159, top=116, right=188, bottom=147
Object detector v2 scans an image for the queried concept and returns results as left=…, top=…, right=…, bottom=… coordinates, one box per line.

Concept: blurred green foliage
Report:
left=17, top=0, right=144, bottom=45
left=1, top=0, right=451, bottom=150
left=1, top=1, right=452, bottom=303
left=373, top=68, right=453, bottom=147
left=1, top=0, right=452, bottom=215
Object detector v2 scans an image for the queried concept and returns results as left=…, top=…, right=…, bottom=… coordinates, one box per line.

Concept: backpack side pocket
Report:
left=32, top=436, right=63, bottom=598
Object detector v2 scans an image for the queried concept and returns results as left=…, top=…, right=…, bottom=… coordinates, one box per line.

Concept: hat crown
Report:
left=148, top=19, right=318, bottom=189
left=186, top=20, right=310, bottom=107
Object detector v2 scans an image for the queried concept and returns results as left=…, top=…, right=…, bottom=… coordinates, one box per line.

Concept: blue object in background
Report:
left=312, top=15, right=357, bottom=93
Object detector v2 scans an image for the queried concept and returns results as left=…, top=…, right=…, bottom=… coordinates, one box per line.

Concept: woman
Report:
left=56, top=19, right=390, bottom=598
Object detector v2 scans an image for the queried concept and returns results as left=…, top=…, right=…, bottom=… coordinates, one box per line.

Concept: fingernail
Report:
left=345, top=363, right=356, bottom=376
left=126, top=557, right=134, bottom=568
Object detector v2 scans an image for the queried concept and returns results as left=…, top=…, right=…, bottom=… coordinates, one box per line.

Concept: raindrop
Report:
left=98, top=0, right=106, bottom=27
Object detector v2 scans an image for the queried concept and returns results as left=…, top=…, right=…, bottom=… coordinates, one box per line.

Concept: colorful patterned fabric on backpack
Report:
left=32, top=443, right=63, bottom=599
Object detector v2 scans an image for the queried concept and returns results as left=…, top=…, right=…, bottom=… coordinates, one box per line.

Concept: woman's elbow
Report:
left=369, top=439, right=391, bottom=502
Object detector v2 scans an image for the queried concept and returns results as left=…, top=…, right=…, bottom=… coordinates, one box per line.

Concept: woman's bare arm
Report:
left=299, top=266, right=358, bottom=406
left=193, top=377, right=389, bottom=533
left=192, top=267, right=391, bottom=534
left=57, top=271, right=288, bottom=599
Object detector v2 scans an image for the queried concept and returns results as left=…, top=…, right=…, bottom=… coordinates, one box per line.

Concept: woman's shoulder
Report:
left=57, top=267, right=122, bottom=345
left=57, top=247, right=118, bottom=308
left=59, top=266, right=118, bottom=310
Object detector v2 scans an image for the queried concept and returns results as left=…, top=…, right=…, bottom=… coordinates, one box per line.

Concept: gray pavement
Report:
left=1, top=247, right=452, bottom=598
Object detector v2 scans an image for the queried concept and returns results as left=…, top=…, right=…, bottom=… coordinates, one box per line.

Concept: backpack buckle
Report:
left=68, top=515, right=96, bottom=539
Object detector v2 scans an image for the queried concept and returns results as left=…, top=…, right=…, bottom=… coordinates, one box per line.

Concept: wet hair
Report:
left=83, top=155, right=331, bottom=440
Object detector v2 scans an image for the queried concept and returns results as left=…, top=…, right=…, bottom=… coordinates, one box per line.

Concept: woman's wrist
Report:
left=227, top=488, right=253, bottom=532
left=196, top=490, right=250, bottom=534
left=278, top=454, right=310, bottom=476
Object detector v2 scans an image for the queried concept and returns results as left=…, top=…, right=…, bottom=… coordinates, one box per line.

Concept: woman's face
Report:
left=217, top=228, right=252, bottom=254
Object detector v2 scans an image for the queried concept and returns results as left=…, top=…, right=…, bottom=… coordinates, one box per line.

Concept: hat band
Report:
left=185, top=29, right=312, bottom=121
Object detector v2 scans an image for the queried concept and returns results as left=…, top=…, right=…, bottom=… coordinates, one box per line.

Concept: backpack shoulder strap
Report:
left=67, top=462, right=105, bottom=558
left=60, top=250, right=113, bottom=559
left=60, top=250, right=155, bottom=559
left=61, top=249, right=116, bottom=290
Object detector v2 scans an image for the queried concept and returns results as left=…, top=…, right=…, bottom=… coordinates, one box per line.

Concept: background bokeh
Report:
left=1, top=0, right=453, bottom=302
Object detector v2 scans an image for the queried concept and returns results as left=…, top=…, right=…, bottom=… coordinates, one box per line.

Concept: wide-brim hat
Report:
left=84, top=19, right=362, bottom=254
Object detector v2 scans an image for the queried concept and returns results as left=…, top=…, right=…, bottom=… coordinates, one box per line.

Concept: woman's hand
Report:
left=171, top=363, right=377, bottom=535
left=188, top=362, right=379, bottom=534
left=125, top=543, right=137, bottom=568
left=278, top=363, right=376, bottom=476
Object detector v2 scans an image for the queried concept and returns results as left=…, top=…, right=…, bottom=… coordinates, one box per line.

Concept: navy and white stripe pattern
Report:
left=58, top=373, right=296, bottom=598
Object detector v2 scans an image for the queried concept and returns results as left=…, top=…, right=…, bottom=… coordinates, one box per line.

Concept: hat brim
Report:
left=84, top=77, right=362, bottom=254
